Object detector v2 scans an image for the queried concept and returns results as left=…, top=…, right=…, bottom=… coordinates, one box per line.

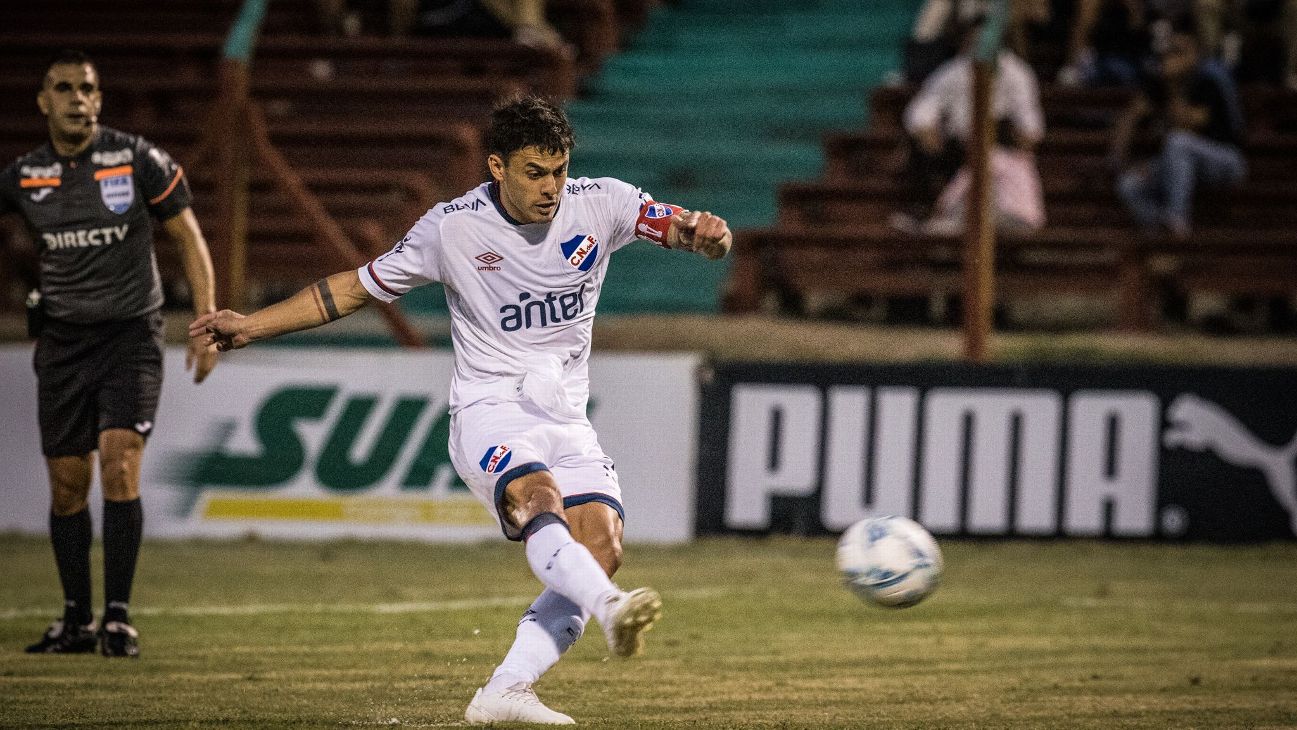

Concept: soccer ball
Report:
left=836, top=516, right=943, bottom=608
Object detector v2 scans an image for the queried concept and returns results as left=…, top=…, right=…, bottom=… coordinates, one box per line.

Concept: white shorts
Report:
left=449, top=398, right=623, bottom=540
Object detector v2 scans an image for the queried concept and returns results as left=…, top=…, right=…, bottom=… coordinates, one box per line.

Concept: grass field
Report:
left=1, top=535, right=1295, bottom=729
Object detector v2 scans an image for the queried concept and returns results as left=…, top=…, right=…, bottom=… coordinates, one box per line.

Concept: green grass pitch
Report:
left=1, top=535, right=1295, bottom=728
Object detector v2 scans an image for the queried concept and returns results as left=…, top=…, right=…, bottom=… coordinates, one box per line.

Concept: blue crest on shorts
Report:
left=560, top=234, right=599, bottom=272
left=98, top=173, right=134, bottom=214
left=480, top=445, right=513, bottom=474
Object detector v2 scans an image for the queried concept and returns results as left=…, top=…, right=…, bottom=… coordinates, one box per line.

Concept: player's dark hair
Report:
left=487, top=95, right=575, bottom=161
left=44, top=50, right=98, bottom=84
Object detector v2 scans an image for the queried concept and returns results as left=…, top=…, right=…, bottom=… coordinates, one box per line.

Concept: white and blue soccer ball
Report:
left=835, top=515, right=943, bottom=608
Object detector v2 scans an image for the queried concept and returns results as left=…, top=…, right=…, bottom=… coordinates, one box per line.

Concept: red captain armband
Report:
left=633, top=201, right=685, bottom=248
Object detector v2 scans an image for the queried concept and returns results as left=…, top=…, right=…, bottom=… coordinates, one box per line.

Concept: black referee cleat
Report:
left=98, top=620, right=140, bottom=658
left=25, top=618, right=98, bottom=654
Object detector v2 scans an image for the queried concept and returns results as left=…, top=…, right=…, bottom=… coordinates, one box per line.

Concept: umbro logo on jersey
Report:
left=475, top=251, right=504, bottom=272
left=29, top=188, right=53, bottom=202
left=560, top=234, right=599, bottom=272
left=479, top=444, right=513, bottom=474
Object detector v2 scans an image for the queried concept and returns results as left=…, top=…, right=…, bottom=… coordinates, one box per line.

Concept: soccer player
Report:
left=190, top=95, right=730, bottom=724
left=0, top=50, right=219, bottom=658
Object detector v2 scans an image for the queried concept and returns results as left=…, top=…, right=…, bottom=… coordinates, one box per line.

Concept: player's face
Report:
left=489, top=146, right=569, bottom=224
left=38, top=63, right=102, bottom=145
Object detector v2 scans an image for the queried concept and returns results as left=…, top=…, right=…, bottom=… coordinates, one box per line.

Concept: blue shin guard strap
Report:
left=494, top=461, right=551, bottom=541
left=563, top=493, right=625, bottom=524
left=520, top=511, right=570, bottom=542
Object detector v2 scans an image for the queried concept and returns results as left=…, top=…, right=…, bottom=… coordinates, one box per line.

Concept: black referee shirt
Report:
left=0, top=126, right=193, bottom=324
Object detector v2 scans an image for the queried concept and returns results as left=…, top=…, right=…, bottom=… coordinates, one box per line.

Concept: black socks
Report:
left=102, top=498, right=142, bottom=623
left=49, top=508, right=93, bottom=626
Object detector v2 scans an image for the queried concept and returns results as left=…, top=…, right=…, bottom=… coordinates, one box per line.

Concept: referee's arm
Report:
left=189, top=269, right=371, bottom=351
left=163, top=208, right=218, bottom=381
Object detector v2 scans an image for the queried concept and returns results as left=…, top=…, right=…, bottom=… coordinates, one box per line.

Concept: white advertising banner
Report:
left=0, top=345, right=699, bottom=544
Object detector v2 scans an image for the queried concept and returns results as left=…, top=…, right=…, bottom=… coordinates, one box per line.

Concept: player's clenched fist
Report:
left=189, top=310, right=249, bottom=352
left=669, top=210, right=732, bottom=260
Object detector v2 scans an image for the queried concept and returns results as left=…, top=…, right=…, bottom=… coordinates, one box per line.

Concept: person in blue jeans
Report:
left=1110, top=25, right=1247, bottom=238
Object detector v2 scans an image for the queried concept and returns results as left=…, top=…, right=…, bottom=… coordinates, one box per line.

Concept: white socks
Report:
left=522, top=522, right=620, bottom=626
left=486, top=589, right=586, bottom=692
left=482, top=519, right=620, bottom=692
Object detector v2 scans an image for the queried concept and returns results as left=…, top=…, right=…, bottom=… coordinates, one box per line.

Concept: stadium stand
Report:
left=566, top=0, right=913, bottom=312
left=725, top=57, right=1297, bottom=331
left=0, top=0, right=645, bottom=316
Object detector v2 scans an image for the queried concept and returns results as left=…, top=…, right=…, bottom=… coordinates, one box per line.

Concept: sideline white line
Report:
left=0, top=586, right=728, bottom=622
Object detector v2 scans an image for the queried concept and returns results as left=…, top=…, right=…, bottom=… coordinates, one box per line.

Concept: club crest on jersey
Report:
left=479, top=445, right=513, bottom=474
left=643, top=203, right=673, bottom=220
left=97, top=171, right=134, bottom=214
left=560, top=234, right=599, bottom=272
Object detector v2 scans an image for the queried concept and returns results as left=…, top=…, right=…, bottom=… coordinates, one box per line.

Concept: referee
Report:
left=0, top=51, right=218, bottom=657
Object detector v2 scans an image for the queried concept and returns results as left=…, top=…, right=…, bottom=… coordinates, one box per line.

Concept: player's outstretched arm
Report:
left=188, top=269, right=371, bottom=351
left=667, top=210, right=732, bottom=260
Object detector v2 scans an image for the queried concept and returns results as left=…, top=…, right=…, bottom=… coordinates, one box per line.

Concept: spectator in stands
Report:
left=1110, top=26, right=1247, bottom=238
left=1057, top=0, right=1154, bottom=87
left=1199, top=0, right=1297, bottom=88
left=893, top=15, right=1046, bottom=229
left=390, top=0, right=572, bottom=55
left=903, top=0, right=1050, bottom=84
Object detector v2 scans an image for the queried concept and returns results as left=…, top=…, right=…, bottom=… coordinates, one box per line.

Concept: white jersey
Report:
left=358, top=177, right=663, bottom=419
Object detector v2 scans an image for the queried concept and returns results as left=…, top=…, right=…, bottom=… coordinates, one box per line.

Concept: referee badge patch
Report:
left=96, top=168, right=134, bottom=214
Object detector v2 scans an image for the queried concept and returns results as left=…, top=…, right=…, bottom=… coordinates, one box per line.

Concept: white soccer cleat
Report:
left=465, top=682, right=575, bottom=725
left=601, top=587, right=662, bottom=658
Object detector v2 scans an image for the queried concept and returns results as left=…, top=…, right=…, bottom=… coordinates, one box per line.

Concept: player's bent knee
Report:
left=498, top=465, right=563, bottom=525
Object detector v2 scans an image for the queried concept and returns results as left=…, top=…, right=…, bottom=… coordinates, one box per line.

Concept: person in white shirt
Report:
left=191, top=95, right=731, bottom=726
left=898, top=14, right=1045, bottom=222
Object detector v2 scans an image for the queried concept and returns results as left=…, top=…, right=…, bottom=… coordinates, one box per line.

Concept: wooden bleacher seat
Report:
left=822, top=128, right=1297, bottom=183
left=777, top=179, right=1297, bottom=231
left=0, top=5, right=596, bottom=312
left=726, top=224, right=1297, bottom=330
left=187, top=168, right=438, bottom=238
left=253, top=35, right=576, bottom=97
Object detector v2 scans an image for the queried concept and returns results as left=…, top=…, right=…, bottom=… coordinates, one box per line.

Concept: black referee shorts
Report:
left=34, top=311, right=164, bottom=458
